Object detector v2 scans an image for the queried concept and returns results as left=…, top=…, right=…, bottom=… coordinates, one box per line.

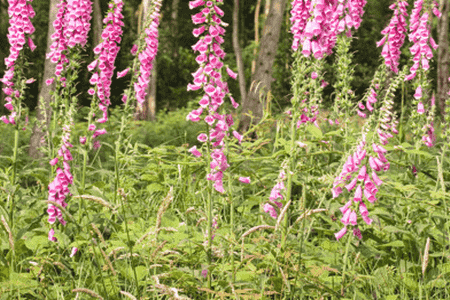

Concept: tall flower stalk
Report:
left=284, top=0, right=368, bottom=249
left=187, top=0, right=239, bottom=291
left=404, top=0, right=440, bottom=147
left=377, top=1, right=409, bottom=74
left=81, top=0, right=124, bottom=196
left=0, top=0, right=36, bottom=273
left=45, top=0, right=93, bottom=235
left=111, top=1, right=161, bottom=297
left=333, top=65, right=404, bottom=241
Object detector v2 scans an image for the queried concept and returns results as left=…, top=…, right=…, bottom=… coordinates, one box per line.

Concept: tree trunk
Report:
left=0, top=83, right=5, bottom=116
left=232, top=0, right=246, bottom=105
left=437, top=0, right=449, bottom=117
left=251, top=0, right=262, bottom=74
left=28, top=0, right=58, bottom=159
left=92, top=0, right=102, bottom=46
left=238, top=0, right=287, bottom=133
left=264, top=0, right=271, bottom=16
left=135, top=0, right=157, bottom=121
left=171, top=0, right=180, bottom=57
left=147, top=59, right=158, bottom=121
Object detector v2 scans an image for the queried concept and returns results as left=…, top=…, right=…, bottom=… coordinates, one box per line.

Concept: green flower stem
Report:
left=10, top=123, right=19, bottom=230
left=91, top=239, right=110, bottom=300
left=341, top=231, right=352, bottom=296
left=204, top=123, right=213, bottom=294
left=437, top=149, right=448, bottom=259
left=114, top=98, right=140, bottom=298
left=79, top=110, right=93, bottom=224
left=225, top=139, right=235, bottom=283
left=8, top=122, right=20, bottom=274
left=281, top=116, right=297, bottom=249
left=118, top=190, right=141, bottom=299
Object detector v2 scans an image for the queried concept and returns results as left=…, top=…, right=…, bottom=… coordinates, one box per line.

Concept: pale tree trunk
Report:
left=251, top=0, right=262, bottom=74
left=437, top=0, right=449, bottom=117
left=92, top=0, right=102, bottom=46
left=238, top=0, right=287, bottom=133
left=0, top=83, right=5, bottom=116
left=135, top=0, right=157, bottom=121
left=264, top=0, right=271, bottom=16
left=148, top=60, right=157, bottom=121
left=29, top=0, right=58, bottom=159
left=171, top=0, right=180, bottom=57
left=233, top=0, right=246, bottom=104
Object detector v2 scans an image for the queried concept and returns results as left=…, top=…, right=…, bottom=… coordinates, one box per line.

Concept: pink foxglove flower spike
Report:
left=187, top=0, right=241, bottom=193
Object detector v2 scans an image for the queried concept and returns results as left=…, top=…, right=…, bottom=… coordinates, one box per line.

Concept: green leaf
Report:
left=141, top=174, right=159, bottom=182
left=404, top=149, right=433, bottom=158
left=306, top=124, right=323, bottom=139
left=379, top=241, right=404, bottom=248
left=135, top=265, right=148, bottom=281
left=92, top=181, right=106, bottom=189
left=324, top=130, right=341, bottom=137
left=24, top=235, right=48, bottom=252
left=235, top=271, right=255, bottom=282
left=146, top=183, right=165, bottom=193
left=0, top=272, right=38, bottom=292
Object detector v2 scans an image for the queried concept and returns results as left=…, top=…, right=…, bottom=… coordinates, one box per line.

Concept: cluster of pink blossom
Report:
left=297, top=101, right=319, bottom=127
left=87, top=0, right=124, bottom=125
left=405, top=0, right=440, bottom=81
left=0, top=0, right=36, bottom=124
left=46, top=0, right=93, bottom=82
left=264, top=171, right=286, bottom=218
left=333, top=93, right=399, bottom=240
left=290, top=0, right=367, bottom=58
left=332, top=138, right=377, bottom=240
left=186, top=0, right=241, bottom=194
left=377, top=1, right=408, bottom=74
left=47, top=125, right=74, bottom=227
left=4, top=0, right=36, bottom=68
left=133, top=0, right=162, bottom=106
left=204, top=216, right=218, bottom=244
left=356, top=85, right=379, bottom=119
left=421, top=95, right=436, bottom=147
left=422, top=123, right=436, bottom=147
left=413, top=85, right=436, bottom=147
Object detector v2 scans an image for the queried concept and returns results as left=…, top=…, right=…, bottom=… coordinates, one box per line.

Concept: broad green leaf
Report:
left=235, top=271, right=255, bottom=282
left=306, top=124, right=323, bottom=139
left=379, top=241, right=404, bottom=248
left=0, top=272, right=38, bottom=292
left=24, top=235, right=48, bottom=252
left=146, top=183, right=165, bottom=193
left=404, top=149, right=433, bottom=158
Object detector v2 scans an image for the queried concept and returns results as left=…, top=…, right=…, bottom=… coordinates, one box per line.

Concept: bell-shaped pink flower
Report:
left=414, top=86, right=422, bottom=99
left=353, top=185, right=362, bottom=202
left=417, top=102, right=424, bottom=114
left=189, top=146, right=202, bottom=157
left=335, top=226, right=347, bottom=240
left=239, top=177, right=250, bottom=184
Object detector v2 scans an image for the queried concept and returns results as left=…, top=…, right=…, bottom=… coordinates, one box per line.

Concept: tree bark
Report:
left=437, top=0, right=449, bottom=117
left=92, top=0, right=102, bottom=47
left=264, top=0, right=271, bottom=16
left=28, top=0, right=58, bottom=159
left=238, top=0, right=287, bottom=133
left=232, top=0, right=246, bottom=105
left=135, top=0, right=157, bottom=121
left=251, top=0, right=262, bottom=74
left=0, top=83, right=5, bottom=116
left=171, top=0, right=180, bottom=57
